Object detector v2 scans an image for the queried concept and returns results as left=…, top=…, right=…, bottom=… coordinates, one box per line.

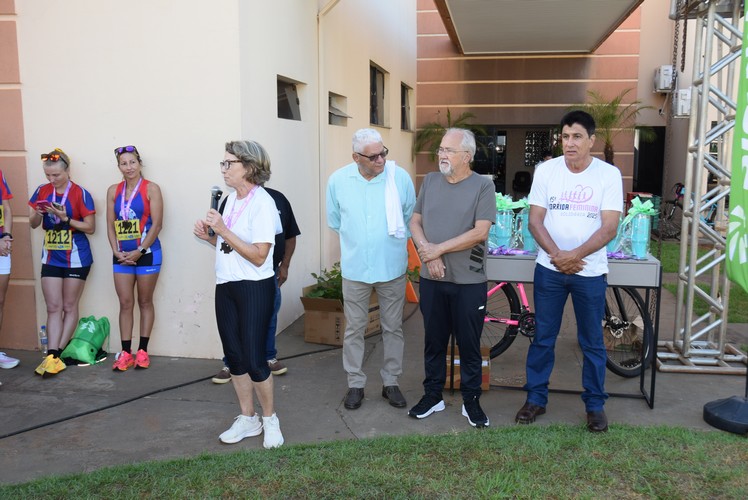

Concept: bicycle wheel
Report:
left=657, top=200, right=681, bottom=240
left=602, top=286, right=654, bottom=378
left=482, top=281, right=521, bottom=359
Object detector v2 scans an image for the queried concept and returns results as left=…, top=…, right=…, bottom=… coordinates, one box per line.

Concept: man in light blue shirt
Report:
left=326, top=128, right=416, bottom=411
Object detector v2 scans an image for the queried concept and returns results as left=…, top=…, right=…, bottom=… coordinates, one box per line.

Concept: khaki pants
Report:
left=342, top=274, right=406, bottom=388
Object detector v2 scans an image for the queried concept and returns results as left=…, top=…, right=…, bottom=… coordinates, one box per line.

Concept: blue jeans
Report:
left=525, top=264, right=608, bottom=411
left=265, top=273, right=282, bottom=360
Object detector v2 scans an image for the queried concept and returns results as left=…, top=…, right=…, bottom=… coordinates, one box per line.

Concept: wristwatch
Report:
left=0, top=233, right=11, bottom=239
left=138, top=246, right=147, bottom=255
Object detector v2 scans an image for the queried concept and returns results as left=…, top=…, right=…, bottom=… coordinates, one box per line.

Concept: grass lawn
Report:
left=2, top=425, right=746, bottom=498
left=656, top=240, right=748, bottom=323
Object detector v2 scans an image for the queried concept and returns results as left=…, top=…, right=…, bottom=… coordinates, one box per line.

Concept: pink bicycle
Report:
left=482, top=282, right=653, bottom=378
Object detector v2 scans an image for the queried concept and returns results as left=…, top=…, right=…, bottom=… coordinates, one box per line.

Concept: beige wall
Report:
left=636, top=0, right=690, bottom=195
left=16, top=0, right=243, bottom=357
left=10, top=0, right=417, bottom=358
left=318, top=0, right=417, bottom=268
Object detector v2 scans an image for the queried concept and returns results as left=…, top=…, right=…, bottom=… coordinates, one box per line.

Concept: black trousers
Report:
left=215, top=277, right=275, bottom=382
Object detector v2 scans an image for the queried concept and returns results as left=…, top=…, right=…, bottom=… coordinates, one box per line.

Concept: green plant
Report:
left=3, top=425, right=747, bottom=498
left=306, top=262, right=343, bottom=300
left=572, top=89, right=655, bottom=165
left=307, top=262, right=420, bottom=302
left=413, top=109, right=487, bottom=161
left=406, top=266, right=420, bottom=283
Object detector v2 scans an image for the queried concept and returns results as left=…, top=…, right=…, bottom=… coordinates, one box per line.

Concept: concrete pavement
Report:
left=1, top=286, right=746, bottom=485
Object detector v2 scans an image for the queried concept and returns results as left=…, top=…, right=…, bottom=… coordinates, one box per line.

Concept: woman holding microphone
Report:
left=193, top=140, right=283, bottom=448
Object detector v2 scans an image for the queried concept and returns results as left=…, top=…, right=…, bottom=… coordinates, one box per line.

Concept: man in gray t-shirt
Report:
left=408, top=128, right=496, bottom=428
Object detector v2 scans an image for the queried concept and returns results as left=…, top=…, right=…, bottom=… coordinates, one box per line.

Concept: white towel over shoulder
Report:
left=384, top=161, right=406, bottom=239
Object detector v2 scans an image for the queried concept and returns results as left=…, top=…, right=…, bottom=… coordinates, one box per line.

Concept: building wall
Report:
left=0, top=0, right=37, bottom=349
left=636, top=0, right=691, bottom=198
left=416, top=0, right=657, bottom=195
left=5, top=0, right=416, bottom=357
left=318, top=0, right=417, bottom=268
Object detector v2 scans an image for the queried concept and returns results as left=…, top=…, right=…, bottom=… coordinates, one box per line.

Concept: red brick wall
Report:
left=0, top=0, right=39, bottom=350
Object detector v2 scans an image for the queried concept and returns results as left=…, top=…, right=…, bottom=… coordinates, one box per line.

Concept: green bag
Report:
left=60, top=316, right=110, bottom=365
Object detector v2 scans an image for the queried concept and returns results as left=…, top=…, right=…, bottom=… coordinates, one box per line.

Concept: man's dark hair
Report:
left=561, top=110, right=596, bottom=137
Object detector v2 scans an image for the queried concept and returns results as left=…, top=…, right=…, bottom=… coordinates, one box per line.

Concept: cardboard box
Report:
left=445, top=346, right=491, bottom=391
left=300, top=285, right=381, bottom=346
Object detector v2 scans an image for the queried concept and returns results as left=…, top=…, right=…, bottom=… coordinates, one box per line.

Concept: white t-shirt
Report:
left=215, top=187, right=282, bottom=284
left=528, top=156, right=623, bottom=277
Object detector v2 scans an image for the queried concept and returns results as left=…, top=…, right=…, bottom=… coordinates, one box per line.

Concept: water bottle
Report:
left=606, top=216, right=624, bottom=254
left=517, top=209, right=536, bottom=253
left=495, top=210, right=514, bottom=249
left=39, top=325, right=48, bottom=355
left=631, top=213, right=651, bottom=260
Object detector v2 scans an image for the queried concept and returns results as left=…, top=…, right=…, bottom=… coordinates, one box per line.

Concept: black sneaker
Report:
left=408, top=394, right=445, bottom=419
left=462, top=396, right=489, bottom=428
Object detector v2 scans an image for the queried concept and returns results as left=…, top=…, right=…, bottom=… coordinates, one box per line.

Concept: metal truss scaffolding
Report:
left=658, top=0, right=748, bottom=374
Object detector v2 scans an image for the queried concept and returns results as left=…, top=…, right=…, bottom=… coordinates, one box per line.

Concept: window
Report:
left=401, top=83, right=412, bottom=131
left=370, top=63, right=387, bottom=126
left=328, top=92, right=351, bottom=126
left=524, top=130, right=552, bottom=167
left=278, top=77, right=301, bottom=121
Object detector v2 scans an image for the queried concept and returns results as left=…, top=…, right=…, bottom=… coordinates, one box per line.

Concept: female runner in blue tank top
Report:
left=28, top=148, right=96, bottom=377
left=106, top=146, right=163, bottom=372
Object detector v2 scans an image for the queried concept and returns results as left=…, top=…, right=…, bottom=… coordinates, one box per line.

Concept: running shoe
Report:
left=267, top=358, right=287, bottom=375
left=134, top=349, right=150, bottom=369
left=462, top=396, right=489, bottom=428
left=35, top=354, right=55, bottom=376
left=219, top=414, right=263, bottom=444
left=212, top=367, right=231, bottom=384
left=42, top=356, right=67, bottom=377
left=262, top=413, right=284, bottom=449
left=112, top=351, right=135, bottom=372
left=0, top=352, right=19, bottom=369
left=408, top=394, right=445, bottom=419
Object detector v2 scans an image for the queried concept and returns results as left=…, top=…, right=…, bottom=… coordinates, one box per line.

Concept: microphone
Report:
left=208, top=186, right=223, bottom=237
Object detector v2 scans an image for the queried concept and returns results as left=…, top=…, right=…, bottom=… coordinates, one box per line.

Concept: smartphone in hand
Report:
left=35, top=200, right=52, bottom=211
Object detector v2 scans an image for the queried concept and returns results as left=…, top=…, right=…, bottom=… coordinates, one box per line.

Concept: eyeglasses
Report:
left=219, top=160, right=243, bottom=171
left=41, top=152, right=69, bottom=166
left=114, top=145, right=139, bottom=156
left=437, top=147, right=468, bottom=155
left=355, top=147, right=389, bottom=162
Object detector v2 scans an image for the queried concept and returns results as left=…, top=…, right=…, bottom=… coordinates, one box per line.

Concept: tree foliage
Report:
left=413, top=109, right=487, bottom=160
left=573, top=89, right=655, bottom=165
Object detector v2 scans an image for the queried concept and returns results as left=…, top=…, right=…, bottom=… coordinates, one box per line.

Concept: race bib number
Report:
left=115, top=219, right=142, bottom=241
left=44, top=230, right=72, bottom=251
left=0, top=205, right=4, bottom=228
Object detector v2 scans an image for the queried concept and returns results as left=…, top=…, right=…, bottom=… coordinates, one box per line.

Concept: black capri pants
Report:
left=215, top=276, right=275, bottom=382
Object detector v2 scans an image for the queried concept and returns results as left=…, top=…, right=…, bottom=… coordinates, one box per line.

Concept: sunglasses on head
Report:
left=41, top=151, right=68, bottom=166
left=114, top=145, right=139, bottom=156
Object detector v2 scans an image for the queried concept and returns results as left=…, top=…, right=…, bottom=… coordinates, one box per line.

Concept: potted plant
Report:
left=300, top=263, right=381, bottom=345
left=305, top=262, right=343, bottom=300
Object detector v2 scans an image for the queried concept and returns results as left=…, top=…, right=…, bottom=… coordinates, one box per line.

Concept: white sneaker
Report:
left=262, top=414, right=284, bottom=449
left=219, top=414, right=263, bottom=444
left=0, top=352, right=19, bottom=369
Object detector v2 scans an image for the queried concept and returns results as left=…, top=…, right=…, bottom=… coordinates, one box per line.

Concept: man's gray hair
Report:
left=352, top=128, right=383, bottom=152
left=445, top=128, right=476, bottom=159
